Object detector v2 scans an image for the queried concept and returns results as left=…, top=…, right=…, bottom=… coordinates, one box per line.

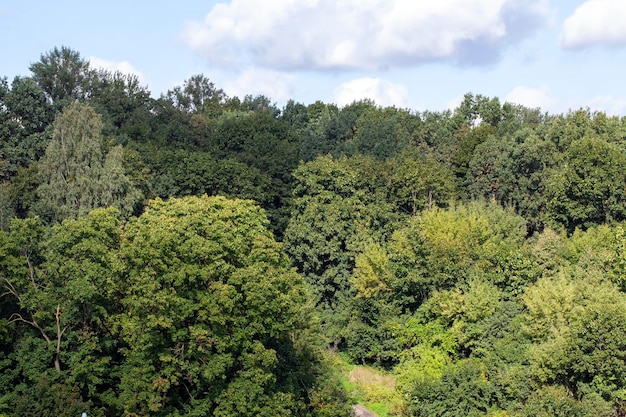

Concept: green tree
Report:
left=523, top=271, right=626, bottom=406
left=34, top=102, right=141, bottom=222
left=546, top=136, right=626, bottom=232
left=514, top=385, right=613, bottom=417
left=164, top=74, right=226, bottom=115
left=1, top=209, right=124, bottom=415
left=89, top=69, right=152, bottom=132
left=297, top=101, right=352, bottom=162
left=403, top=202, right=528, bottom=292
left=344, top=105, right=417, bottom=159
left=29, top=46, right=93, bottom=107
left=284, top=155, right=396, bottom=312
left=0, top=76, right=53, bottom=179
left=210, top=110, right=300, bottom=236
left=386, top=149, right=456, bottom=215
left=405, top=358, right=495, bottom=417
left=0, top=184, right=13, bottom=231
left=117, top=195, right=329, bottom=416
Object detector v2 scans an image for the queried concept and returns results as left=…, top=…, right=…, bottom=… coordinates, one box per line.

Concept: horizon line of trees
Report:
left=3, top=46, right=626, bottom=416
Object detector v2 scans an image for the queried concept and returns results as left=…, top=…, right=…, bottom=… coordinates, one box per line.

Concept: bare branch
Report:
left=8, top=312, right=51, bottom=344
left=1, top=278, right=23, bottom=303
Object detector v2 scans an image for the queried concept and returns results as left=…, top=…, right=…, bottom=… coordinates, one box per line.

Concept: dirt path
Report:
left=352, top=404, right=377, bottom=417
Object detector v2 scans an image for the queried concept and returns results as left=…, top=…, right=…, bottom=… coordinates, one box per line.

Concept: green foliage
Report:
left=145, top=147, right=271, bottom=205
left=9, top=47, right=626, bottom=416
left=393, top=318, right=458, bottom=391
left=29, top=46, right=92, bottom=107
left=0, top=184, right=13, bottom=231
left=345, top=105, right=418, bottom=159
left=546, top=136, right=626, bottom=232
left=0, top=76, right=53, bottom=179
left=209, top=110, right=300, bottom=235
left=164, top=74, right=226, bottom=115
left=405, top=358, right=495, bottom=417
left=11, top=376, right=96, bottom=417
left=34, top=102, right=141, bottom=222
left=454, top=123, right=497, bottom=181
left=386, top=149, right=456, bottom=215
left=89, top=69, right=152, bottom=131
left=404, top=201, right=529, bottom=292
left=7, top=164, right=41, bottom=219
left=513, top=385, right=613, bottom=417
left=523, top=272, right=626, bottom=402
left=284, top=155, right=396, bottom=311
left=0, top=209, right=124, bottom=413
left=117, top=195, right=321, bottom=415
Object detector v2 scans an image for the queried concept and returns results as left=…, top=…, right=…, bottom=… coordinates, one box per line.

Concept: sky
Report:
left=2, top=0, right=626, bottom=115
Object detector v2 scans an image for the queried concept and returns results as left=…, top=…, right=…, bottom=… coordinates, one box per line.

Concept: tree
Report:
left=34, top=102, right=141, bottom=222
left=514, top=385, right=613, bottom=417
left=466, top=135, right=515, bottom=204
left=117, top=195, right=327, bottom=416
left=210, top=110, right=300, bottom=236
left=0, top=209, right=126, bottom=415
left=453, top=123, right=497, bottom=183
left=89, top=69, right=152, bottom=132
left=523, top=271, right=626, bottom=405
left=400, top=202, right=529, bottom=293
left=0, top=184, right=14, bottom=231
left=29, top=46, right=93, bottom=107
left=164, top=74, right=226, bottom=115
left=404, top=358, right=496, bottom=417
left=344, top=105, right=417, bottom=159
left=465, top=129, right=556, bottom=234
left=546, top=136, right=626, bottom=232
left=0, top=76, right=53, bottom=179
left=284, top=155, right=396, bottom=311
left=386, top=149, right=456, bottom=215
left=305, top=101, right=337, bottom=160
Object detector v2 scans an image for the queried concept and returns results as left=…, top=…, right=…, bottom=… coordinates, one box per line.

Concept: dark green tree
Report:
left=29, top=46, right=93, bottom=107
left=164, top=74, right=226, bottom=115
left=546, top=136, right=626, bottom=232
left=0, top=76, right=53, bottom=179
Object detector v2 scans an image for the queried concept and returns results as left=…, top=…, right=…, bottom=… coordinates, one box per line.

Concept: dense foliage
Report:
left=3, top=47, right=626, bottom=415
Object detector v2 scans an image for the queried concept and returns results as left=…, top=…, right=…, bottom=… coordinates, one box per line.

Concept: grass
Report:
left=331, top=353, right=404, bottom=417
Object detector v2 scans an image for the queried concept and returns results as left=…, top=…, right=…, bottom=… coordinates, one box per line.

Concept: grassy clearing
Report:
left=331, top=353, right=404, bottom=417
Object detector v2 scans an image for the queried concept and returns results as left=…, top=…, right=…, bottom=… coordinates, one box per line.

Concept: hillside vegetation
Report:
left=3, top=47, right=626, bottom=416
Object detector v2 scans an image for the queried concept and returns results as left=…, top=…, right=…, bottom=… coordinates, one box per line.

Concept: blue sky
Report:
left=2, top=0, right=626, bottom=115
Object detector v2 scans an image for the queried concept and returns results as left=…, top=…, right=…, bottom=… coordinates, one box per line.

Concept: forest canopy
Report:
left=3, top=46, right=626, bottom=416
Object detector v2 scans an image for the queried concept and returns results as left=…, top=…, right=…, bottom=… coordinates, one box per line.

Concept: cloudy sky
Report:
left=1, top=0, right=625, bottom=114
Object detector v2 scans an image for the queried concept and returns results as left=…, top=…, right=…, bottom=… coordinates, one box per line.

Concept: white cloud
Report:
left=586, top=96, right=626, bottom=116
left=443, top=94, right=467, bottom=112
left=224, top=67, right=294, bottom=104
left=561, top=0, right=626, bottom=48
left=182, top=0, right=549, bottom=71
left=88, top=57, right=145, bottom=82
left=333, top=78, right=409, bottom=108
left=504, top=88, right=626, bottom=116
left=505, top=85, right=556, bottom=111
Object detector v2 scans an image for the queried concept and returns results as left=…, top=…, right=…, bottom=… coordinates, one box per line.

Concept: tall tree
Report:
left=0, top=76, right=53, bottom=179
left=34, top=102, right=141, bottom=223
left=29, top=46, right=93, bottom=107
left=117, top=195, right=327, bottom=416
left=0, top=209, right=124, bottom=415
